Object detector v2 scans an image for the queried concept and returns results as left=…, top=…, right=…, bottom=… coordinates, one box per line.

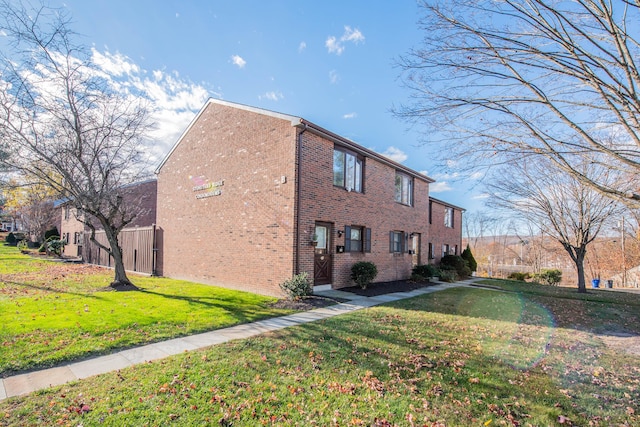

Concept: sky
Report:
left=42, top=0, right=485, bottom=214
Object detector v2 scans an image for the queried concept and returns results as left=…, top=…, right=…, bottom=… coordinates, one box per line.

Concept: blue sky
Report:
left=48, top=0, right=485, bottom=213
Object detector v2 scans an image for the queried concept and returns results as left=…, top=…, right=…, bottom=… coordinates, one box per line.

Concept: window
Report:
left=64, top=205, right=70, bottom=220
left=395, top=172, right=413, bottom=206
left=429, top=200, right=433, bottom=224
left=442, top=244, right=450, bottom=258
left=444, top=207, right=454, bottom=228
left=344, top=225, right=371, bottom=253
left=333, top=148, right=363, bottom=192
left=428, top=243, right=435, bottom=260
left=389, top=231, right=406, bottom=253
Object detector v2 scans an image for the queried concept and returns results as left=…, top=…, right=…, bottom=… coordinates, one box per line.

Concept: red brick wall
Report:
left=156, top=102, right=297, bottom=296
left=428, top=199, right=463, bottom=264
left=296, top=130, right=431, bottom=288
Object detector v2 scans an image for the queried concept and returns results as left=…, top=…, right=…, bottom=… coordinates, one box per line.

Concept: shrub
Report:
left=279, top=272, right=311, bottom=300
left=351, top=261, right=378, bottom=289
left=438, top=269, right=458, bottom=283
left=17, top=239, right=29, bottom=252
left=6, top=232, right=17, bottom=246
left=44, top=236, right=65, bottom=256
left=532, top=269, right=562, bottom=286
left=461, top=244, right=478, bottom=272
left=440, top=255, right=471, bottom=278
left=412, top=264, right=440, bottom=278
left=44, top=227, right=60, bottom=241
left=507, top=272, right=530, bottom=281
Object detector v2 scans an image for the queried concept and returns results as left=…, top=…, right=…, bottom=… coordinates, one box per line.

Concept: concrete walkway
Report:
left=0, top=279, right=474, bottom=401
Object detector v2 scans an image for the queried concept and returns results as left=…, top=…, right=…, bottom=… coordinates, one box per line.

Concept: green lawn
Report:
left=1, top=275, right=639, bottom=426
left=0, top=244, right=294, bottom=376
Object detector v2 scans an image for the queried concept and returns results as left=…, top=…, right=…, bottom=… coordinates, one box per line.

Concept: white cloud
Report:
left=0, top=30, right=7, bottom=37
left=329, top=70, right=339, bottom=84
left=343, top=112, right=357, bottom=119
left=343, top=26, right=365, bottom=43
left=259, top=91, right=284, bottom=101
left=430, top=181, right=452, bottom=193
left=298, top=41, right=307, bottom=53
left=472, top=193, right=490, bottom=200
left=91, top=49, right=140, bottom=77
left=326, top=25, right=365, bottom=55
left=231, top=54, right=246, bottom=68
left=380, top=146, right=407, bottom=163
left=88, top=49, right=210, bottom=165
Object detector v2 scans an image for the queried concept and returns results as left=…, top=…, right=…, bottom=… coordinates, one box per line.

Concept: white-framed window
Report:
left=394, top=172, right=413, bottom=206
left=333, top=148, right=363, bottom=193
left=444, top=207, right=454, bottom=228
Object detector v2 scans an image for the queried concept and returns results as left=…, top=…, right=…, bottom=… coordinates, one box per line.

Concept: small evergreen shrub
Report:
left=6, top=232, right=17, bottom=246
left=461, top=245, right=478, bottom=272
left=507, top=272, right=530, bottom=281
left=279, top=272, right=311, bottom=299
left=532, top=269, right=562, bottom=286
left=17, top=239, right=29, bottom=252
left=44, top=227, right=60, bottom=241
left=438, top=269, right=458, bottom=283
left=45, top=236, right=65, bottom=256
left=351, top=261, right=378, bottom=289
left=412, top=264, right=440, bottom=278
left=440, top=255, right=471, bottom=278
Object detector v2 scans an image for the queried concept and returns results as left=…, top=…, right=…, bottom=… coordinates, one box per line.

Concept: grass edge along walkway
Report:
left=0, top=280, right=470, bottom=401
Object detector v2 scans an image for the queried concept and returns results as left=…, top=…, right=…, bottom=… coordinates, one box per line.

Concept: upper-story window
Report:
left=444, top=207, right=454, bottom=228
left=395, top=172, right=413, bottom=206
left=333, top=148, right=363, bottom=193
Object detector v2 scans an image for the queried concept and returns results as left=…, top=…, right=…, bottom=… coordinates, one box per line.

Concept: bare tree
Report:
left=489, top=160, right=621, bottom=293
left=0, top=2, right=152, bottom=289
left=3, top=178, right=57, bottom=242
left=397, top=0, right=640, bottom=202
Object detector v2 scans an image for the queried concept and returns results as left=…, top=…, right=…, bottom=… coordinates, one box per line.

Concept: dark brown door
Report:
left=313, top=222, right=332, bottom=285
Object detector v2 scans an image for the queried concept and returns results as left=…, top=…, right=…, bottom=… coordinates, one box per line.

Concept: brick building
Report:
left=59, top=179, right=157, bottom=272
left=156, top=99, right=464, bottom=296
left=427, top=197, right=465, bottom=263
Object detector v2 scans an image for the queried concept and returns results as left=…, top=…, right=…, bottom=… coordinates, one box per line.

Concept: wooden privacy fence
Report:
left=83, top=225, right=157, bottom=275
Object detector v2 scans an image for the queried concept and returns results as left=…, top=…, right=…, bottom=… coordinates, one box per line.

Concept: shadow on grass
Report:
left=0, top=279, right=106, bottom=300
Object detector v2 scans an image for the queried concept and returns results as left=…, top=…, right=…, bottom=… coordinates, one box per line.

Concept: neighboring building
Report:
left=156, top=99, right=463, bottom=296
left=59, top=179, right=157, bottom=272
left=427, top=197, right=465, bottom=264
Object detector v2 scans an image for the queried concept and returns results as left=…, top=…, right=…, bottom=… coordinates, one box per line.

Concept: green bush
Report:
left=507, top=272, right=530, bottom=281
left=279, top=272, right=311, bottom=300
left=351, top=261, right=378, bottom=289
left=44, top=236, right=65, bottom=256
left=17, top=240, right=29, bottom=252
left=5, top=232, right=17, bottom=246
left=412, top=264, right=440, bottom=278
left=532, top=269, right=562, bottom=286
left=440, top=255, right=471, bottom=278
left=44, top=227, right=59, bottom=241
left=461, top=245, right=477, bottom=272
left=438, top=269, right=458, bottom=282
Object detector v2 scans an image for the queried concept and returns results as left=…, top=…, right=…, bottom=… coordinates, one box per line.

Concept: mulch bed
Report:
left=269, top=295, right=347, bottom=311
left=340, top=280, right=436, bottom=297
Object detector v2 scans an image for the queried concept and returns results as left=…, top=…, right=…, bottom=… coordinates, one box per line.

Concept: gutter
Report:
left=294, top=123, right=307, bottom=276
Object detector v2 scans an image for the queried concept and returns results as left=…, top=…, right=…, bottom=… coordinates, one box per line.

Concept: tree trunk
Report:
left=574, top=249, right=587, bottom=294
left=102, top=224, right=138, bottom=291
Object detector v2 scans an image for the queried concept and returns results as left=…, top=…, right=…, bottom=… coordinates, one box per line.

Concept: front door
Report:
left=313, top=222, right=332, bottom=285
left=411, top=233, right=421, bottom=267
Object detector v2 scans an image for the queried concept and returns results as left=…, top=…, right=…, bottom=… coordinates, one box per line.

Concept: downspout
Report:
left=294, top=123, right=308, bottom=276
